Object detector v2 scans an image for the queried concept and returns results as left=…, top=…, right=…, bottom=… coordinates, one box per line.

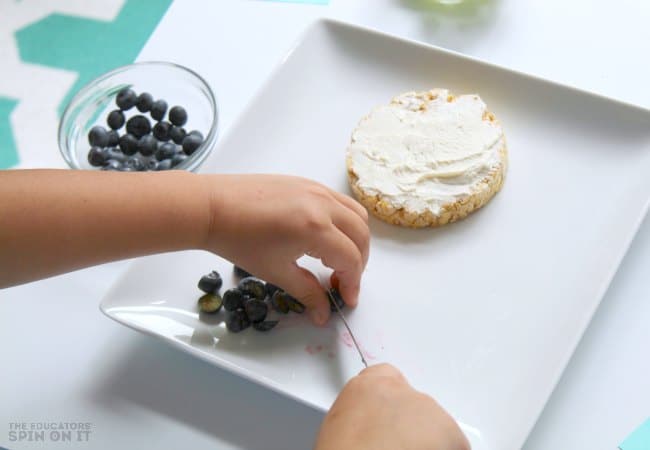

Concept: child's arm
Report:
left=0, top=170, right=369, bottom=324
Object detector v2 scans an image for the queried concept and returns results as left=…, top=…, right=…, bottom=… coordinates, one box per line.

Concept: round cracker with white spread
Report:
left=346, top=89, right=507, bottom=228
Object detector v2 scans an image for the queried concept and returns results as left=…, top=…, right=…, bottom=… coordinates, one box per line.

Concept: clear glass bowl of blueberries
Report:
left=59, top=61, right=218, bottom=172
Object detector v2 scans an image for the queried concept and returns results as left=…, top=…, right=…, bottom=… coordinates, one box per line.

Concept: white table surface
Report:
left=2, top=1, right=650, bottom=449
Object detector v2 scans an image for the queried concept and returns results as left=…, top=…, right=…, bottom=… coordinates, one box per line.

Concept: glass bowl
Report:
left=58, top=61, right=218, bottom=172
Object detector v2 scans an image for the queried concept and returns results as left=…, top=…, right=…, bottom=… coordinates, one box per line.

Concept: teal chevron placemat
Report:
left=620, top=418, right=650, bottom=450
left=263, top=0, right=329, bottom=4
left=1, top=0, right=172, bottom=169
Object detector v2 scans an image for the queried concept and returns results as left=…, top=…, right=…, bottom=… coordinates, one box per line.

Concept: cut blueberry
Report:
left=286, top=295, right=306, bottom=314
left=137, top=135, right=157, bottom=156
left=253, top=320, right=278, bottom=332
left=88, top=146, right=107, bottom=167
left=328, top=288, right=345, bottom=312
left=155, top=142, right=176, bottom=161
left=223, top=288, right=245, bottom=312
left=182, top=131, right=203, bottom=155
left=270, top=290, right=290, bottom=314
left=271, top=290, right=304, bottom=314
left=88, top=126, right=109, bottom=147
left=238, top=277, right=266, bottom=300
left=136, top=92, right=154, bottom=113
left=107, top=110, right=125, bottom=130
left=115, top=88, right=137, bottom=110
left=233, top=266, right=251, bottom=279
left=150, top=99, right=168, bottom=121
left=198, top=293, right=222, bottom=314
left=198, top=271, right=223, bottom=294
left=156, top=159, right=173, bottom=171
left=119, top=133, right=139, bottom=156
left=126, top=115, right=152, bottom=138
left=168, top=106, right=188, bottom=126
left=125, top=156, right=144, bottom=171
left=153, top=121, right=171, bottom=141
left=265, top=282, right=281, bottom=297
left=244, top=298, right=268, bottom=323
left=101, top=159, right=122, bottom=171
left=169, top=126, right=186, bottom=145
left=225, top=309, right=251, bottom=333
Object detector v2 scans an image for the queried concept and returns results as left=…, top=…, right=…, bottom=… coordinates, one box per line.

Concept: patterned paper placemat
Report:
left=0, top=0, right=172, bottom=169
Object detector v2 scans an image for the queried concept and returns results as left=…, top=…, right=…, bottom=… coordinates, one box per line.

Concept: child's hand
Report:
left=315, top=364, right=470, bottom=450
left=204, top=174, right=369, bottom=325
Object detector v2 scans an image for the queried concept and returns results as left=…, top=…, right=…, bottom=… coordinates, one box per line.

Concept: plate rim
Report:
left=99, top=301, right=329, bottom=413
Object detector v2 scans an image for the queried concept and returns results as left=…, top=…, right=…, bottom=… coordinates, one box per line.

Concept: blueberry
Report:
left=270, top=290, right=290, bottom=314
left=101, top=159, right=122, bottom=171
left=198, top=270, right=223, bottom=294
left=119, top=133, right=139, bottom=156
left=252, top=320, right=278, bottom=332
left=225, top=309, right=251, bottom=333
left=155, top=142, right=176, bottom=161
left=169, top=126, right=187, bottom=145
left=223, top=288, right=245, bottom=312
left=106, top=147, right=127, bottom=162
left=286, top=295, right=305, bottom=314
left=150, top=99, right=168, bottom=121
left=328, top=288, right=345, bottom=312
left=120, top=166, right=135, bottom=172
left=137, top=135, right=157, bottom=156
left=265, top=282, right=281, bottom=297
left=233, top=266, right=252, bottom=279
left=182, top=131, right=203, bottom=155
left=115, top=88, right=137, bottom=110
left=198, top=293, right=222, bottom=314
left=88, top=126, right=109, bottom=147
left=156, top=159, right=173, bottom=171
left=171, top=153, right=187, bottom=167
left=125, top=156, right=145, bottom=171
left=126, top=115, right=152, bottom=138
left=272, top=290, right=304, bottom=314
left=107, top=110, right=125, bottom=130
left=153, top=121, right=171, bottom=141
left=238, top=277, right=266, bottom=300
left=88, top=146, right=107, bottom=167
left=146, top=159, right=159, bottom=171
left=107, top=130, right=120, bottom=147
left=244, top=298, right=268, bottom=323
left=168, top=106, right=188, bottom=126
left=136, top=92, right=154, bottom=112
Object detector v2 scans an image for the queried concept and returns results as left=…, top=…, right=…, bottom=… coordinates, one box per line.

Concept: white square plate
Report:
left=101, top=19, right=650, bottom=450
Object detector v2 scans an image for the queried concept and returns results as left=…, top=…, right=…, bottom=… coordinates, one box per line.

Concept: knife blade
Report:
left=327, top=289, right=368, bottom=368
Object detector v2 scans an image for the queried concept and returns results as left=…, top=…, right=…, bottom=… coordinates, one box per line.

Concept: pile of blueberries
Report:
left=87, top=87, right=204, bottom=171
left=197, top=265, right=346, bottom=333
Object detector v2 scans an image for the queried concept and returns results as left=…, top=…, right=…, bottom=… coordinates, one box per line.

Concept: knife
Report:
left=327, top=289, right=368, bottom=368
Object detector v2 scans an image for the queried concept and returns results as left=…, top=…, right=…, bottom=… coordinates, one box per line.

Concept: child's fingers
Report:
left=329, top=189, right=369, bottom=223
left=275, top=264, right=331, bottom=326
left=331, top=203, right=370, bottom=267
left=359, top=363, right=407, bottom=381
left=313, top=226, right=363, bottom=308
left=330, top=273, right=340, bottom=290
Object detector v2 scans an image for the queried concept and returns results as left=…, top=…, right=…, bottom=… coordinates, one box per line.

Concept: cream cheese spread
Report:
left=347, top=89, right=504, bottom=215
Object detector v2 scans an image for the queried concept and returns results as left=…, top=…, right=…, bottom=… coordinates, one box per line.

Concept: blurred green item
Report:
left=403, top=0, right=494, bottom=15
